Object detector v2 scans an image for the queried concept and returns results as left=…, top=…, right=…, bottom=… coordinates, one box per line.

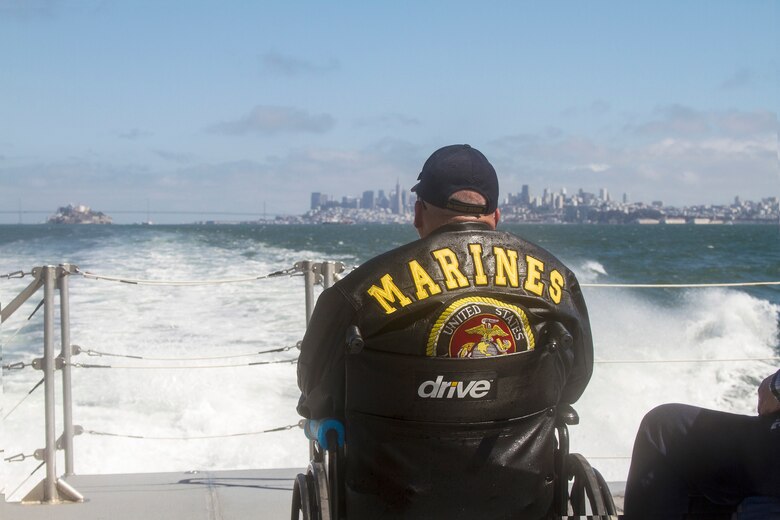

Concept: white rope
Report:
left=0, top=298, right=42, bottom=348
left=3, top=378, right=44, bottom=420
left=8, top=461, right=45, bottom=501
left=81, top=343, right=298, bottom=361
left=0, top=318, right=35, bottom=350
left=582, top=281, right=780, bottom=288
left=69, top=358, right=297, bottom=370
left=86, top=423, right=300, bottom=441
left=75, top=266, right=298, bottom=286
left=595, top=357, right=780, bottom=365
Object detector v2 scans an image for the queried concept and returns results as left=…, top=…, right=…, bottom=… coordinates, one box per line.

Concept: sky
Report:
left=0, top=0, right=777, bottom=223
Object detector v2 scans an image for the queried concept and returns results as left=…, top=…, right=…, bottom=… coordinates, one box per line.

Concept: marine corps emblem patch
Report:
left=426, top=296, right=536, bottom=357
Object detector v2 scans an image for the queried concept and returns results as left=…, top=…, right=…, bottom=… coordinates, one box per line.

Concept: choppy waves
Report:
left=574, top=261, right=779, bottom=481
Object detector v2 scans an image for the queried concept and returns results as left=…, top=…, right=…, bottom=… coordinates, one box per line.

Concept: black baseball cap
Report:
left=411, top=144, right=499, bottom=214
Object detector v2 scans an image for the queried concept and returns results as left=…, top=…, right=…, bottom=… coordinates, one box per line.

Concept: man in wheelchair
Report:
left=295, top=144, right=608, bottom=519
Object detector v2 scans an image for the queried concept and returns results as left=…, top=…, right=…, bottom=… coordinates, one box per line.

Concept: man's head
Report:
left=412, top=144, right=501, bottom=237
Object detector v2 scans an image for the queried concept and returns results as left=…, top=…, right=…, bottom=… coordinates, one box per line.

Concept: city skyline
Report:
left=301, top=183, right=778, bottom=226
left=1, top=180, right=777, bottom=225
left=1, top=1, right=777, bottom=224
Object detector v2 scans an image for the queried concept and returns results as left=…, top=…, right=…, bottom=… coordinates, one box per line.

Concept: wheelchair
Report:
left=292, top=325, right=616, bottom=519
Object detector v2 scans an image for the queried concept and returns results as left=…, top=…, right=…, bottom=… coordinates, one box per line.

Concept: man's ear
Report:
left=413, top=200, right=425, bottom=236
left=493, top=208, right=501, bottom=227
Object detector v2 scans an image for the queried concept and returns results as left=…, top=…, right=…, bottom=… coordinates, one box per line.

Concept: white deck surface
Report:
left=1, top=468, right=299, bottom=520
left=2, top=469, right=626, bottom=519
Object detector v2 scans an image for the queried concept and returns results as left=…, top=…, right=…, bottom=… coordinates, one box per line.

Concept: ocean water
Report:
left=1, top=223, right=779, bottom=500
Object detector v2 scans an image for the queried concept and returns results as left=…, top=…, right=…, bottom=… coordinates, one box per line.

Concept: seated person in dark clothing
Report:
left=623, top=368, right=780, bottom=519
left=296, top=143, right=593, bottom=422
left=295, top=144, right=596, bottom=518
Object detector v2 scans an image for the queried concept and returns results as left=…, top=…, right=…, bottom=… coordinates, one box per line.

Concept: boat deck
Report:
left=2, top=469, right=626, bottom=519
left=1, top=468, right=299, bottom=520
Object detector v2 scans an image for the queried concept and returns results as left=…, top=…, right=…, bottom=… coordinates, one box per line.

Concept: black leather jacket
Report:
left=297, top=221, right=594, bottom=419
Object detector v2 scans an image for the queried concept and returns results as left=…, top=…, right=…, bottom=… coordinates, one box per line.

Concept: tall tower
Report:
left=520, top=185, right=530, bottom=205
left=394, top=178, right=402, bottom=214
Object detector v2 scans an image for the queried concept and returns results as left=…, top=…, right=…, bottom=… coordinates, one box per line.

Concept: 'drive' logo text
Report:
left=416, top=375, right=495, bottom=400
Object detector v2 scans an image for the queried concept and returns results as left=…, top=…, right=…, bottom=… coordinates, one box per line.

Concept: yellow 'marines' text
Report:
left=366, top=245, right=565, bottom=314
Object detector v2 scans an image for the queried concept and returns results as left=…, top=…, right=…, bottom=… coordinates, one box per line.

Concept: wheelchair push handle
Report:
left=303, top=418, right=346, bottom=450
left=346, top=325, right=364, bottom=354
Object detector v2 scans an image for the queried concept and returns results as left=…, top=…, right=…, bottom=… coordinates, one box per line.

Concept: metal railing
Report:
left=0, top=260, right=345, bottom=504
left=1, top=264, right=83, bottom=503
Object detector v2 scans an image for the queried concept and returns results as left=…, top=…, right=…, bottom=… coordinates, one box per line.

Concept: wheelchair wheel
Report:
left=567, top=453, right=617, bottom=517
left=291, top=462, right=332, bottom=520
left=291, top=473, right=313, bottom=520
left=308, top=461, right=332, bottom=520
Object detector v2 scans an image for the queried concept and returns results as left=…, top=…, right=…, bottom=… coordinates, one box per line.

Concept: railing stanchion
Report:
left=301, top=261, right=316, bottom=327
left=321, top=261, right=344, bottom=290
left=41, top=265, right=58, bottom=502
left=58, top=264, right=75, bottom=476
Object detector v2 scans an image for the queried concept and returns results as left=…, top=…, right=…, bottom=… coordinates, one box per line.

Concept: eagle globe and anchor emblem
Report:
left=426, top=296, right=536, bottom=358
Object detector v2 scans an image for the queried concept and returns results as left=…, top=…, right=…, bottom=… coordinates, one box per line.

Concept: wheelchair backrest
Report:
left=346, top=344, right=562, bottom=423
left=343, top=345, right=563, bottom=518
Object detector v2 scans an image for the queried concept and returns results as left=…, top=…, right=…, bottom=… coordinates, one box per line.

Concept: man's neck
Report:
left=428, top=220, right=493, bottom=236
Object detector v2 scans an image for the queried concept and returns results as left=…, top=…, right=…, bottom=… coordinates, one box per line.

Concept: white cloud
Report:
left=260, top=51, right=339, bottom=77
left=0, top=0, right=58, bottom=19
left=207, top=106, right=335, bottom=136
left=680, top=171, right=701, bottom=185
left=490, top=105, right=777, bottom=205
left=630, top=106, right=775, bottom=139
left=645, top=136, right=774, bottom=157
left=117, top=128, right=152, bottom=140
left=152, top=149, right=194, bottom=164
left=720, top=68, right=753, bottom=90
left=355, top=113, right=421, bottom=128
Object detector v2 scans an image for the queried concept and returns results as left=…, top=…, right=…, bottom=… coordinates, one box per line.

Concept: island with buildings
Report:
left=47, top=204, right=112, bottom=224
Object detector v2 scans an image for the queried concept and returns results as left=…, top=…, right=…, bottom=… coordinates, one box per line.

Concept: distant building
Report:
left=341, top=196, right=359, bottom=209
left=393, top=179, right=402, bottom=214
left=520, top=185, right=530, bottom=205
left=311, top=192, right=328, bottom=210
left=377, top=190, right=389, bottom=209
left=361, top=190, right=375, bottom=209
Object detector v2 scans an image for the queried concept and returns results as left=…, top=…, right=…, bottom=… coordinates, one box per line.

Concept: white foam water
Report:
left=2, top=231, right=321, bottom=499
left=575, top=285, right=778, bottom=481
left=2, top=232, right=778, bottom=500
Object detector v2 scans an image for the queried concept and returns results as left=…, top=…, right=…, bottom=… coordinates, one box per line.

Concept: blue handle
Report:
left=303, top=418, right=345, bottom=449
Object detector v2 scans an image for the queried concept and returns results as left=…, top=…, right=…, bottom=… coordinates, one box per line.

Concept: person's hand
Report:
left=757, top=373, right=780, bottom=416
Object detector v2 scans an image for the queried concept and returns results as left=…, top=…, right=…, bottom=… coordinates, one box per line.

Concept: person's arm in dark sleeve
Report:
left=757, top=368, right=780, bottom=416
left=296, top=286, right=356, bottom=420
left=560, top=273, right=594, bottom=404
